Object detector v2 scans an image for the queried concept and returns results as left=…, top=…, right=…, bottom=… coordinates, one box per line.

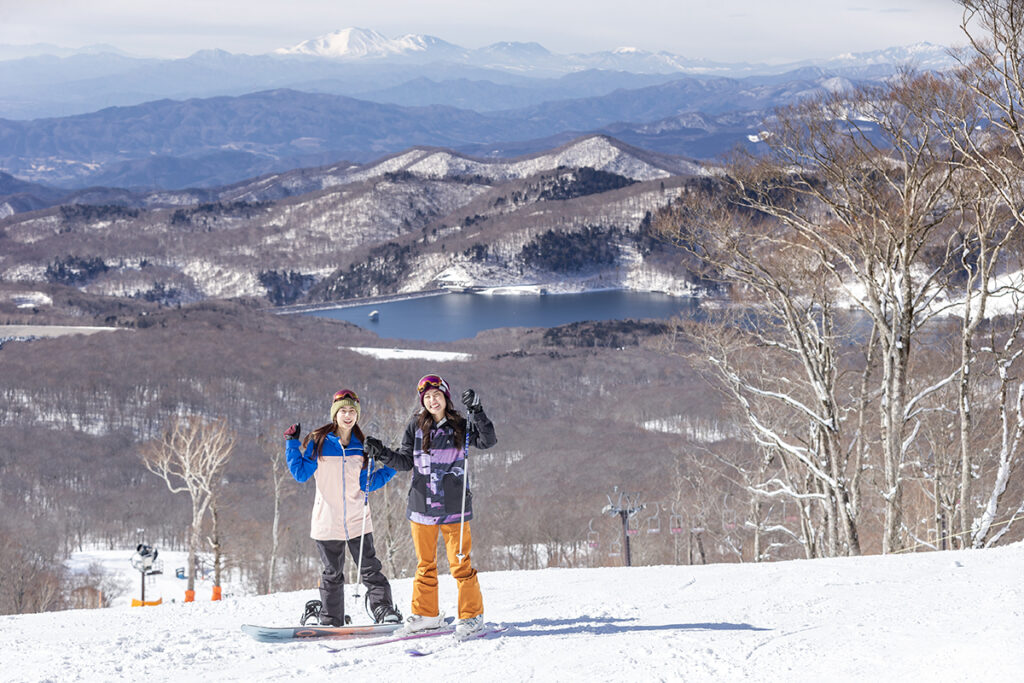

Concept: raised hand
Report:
left=461, top=389, right=482, bottom=413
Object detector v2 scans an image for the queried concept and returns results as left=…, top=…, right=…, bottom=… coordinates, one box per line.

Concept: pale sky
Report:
left=0, top=0, right=968, bottom=63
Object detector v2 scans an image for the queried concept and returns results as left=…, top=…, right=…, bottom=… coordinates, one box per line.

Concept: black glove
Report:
left=364, top=436, right=384, bottom=460
left=284, top=423, right=301, bottom=440
left=461, top=389, right=482, bottom=414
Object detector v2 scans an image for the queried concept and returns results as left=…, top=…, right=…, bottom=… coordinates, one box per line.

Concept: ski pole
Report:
left=354, top=421, right=380, bottom=607
left=338, top=442, right=356, bottom=603
left=353, top=457, right=370, bottom=600
left=456, top=426, right=470, bottom=560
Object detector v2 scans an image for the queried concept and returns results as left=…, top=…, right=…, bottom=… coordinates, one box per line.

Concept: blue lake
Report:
left=306, top=290, right=700, bottom=342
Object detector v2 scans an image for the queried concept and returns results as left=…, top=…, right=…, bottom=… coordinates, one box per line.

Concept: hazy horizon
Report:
left=0, top=1, right=967, bottom=64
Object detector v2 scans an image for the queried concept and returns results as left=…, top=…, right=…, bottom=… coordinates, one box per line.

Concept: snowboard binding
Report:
left=300, top=599, right=322, bottom=626
left=300, top=598, right=352, bottom=626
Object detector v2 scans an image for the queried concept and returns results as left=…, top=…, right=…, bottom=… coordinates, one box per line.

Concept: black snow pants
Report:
left=315, top=533, right=393, bottom=624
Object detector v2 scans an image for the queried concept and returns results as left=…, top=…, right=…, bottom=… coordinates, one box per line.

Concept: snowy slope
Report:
left=2, top=544, right=1023, bottom=682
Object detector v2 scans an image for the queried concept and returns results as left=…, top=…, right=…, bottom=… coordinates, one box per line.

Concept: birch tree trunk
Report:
left=140, top=415, right=235, bottom=598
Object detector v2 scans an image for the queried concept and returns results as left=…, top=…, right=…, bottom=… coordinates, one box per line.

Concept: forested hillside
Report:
left=0, top=299, right=744, bottom=614
left=0, top=139, right=703, bottom=309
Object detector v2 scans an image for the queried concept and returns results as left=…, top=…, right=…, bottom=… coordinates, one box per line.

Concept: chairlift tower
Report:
left=601, top=487, right=645, bottom=567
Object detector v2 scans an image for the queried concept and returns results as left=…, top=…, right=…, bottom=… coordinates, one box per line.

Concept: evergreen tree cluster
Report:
left=170, top=201, right=270, bottom=226
left=311, top=242, right=412, bottom=301
left=58, top=205, right=139, bottom=223
left=463, top=243, right=489, bottom=262
left=258, top=270, right=315, bottom=306
left=135, top=281, right=183, bottom=305
left=45, top=256, right=109, bottom=286
left=536, top=167, right=636, bottom=201
left=518, top=226, right=621, bottom=273
left=542, top=319, right=670, bottom=348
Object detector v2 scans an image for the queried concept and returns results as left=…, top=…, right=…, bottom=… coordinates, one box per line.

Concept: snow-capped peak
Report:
left=274, top=27, right=445, bottom=59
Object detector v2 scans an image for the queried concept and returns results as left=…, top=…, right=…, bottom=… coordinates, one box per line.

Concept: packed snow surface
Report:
left=2, top=544, right=1022, bottom=681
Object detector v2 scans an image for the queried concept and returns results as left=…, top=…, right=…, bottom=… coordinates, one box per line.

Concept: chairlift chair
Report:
left=645, top=504, right=662, bottom=534
left=586, top=519, right=599, bottom=549
left=668, top=502, right=684, bottom=534
left=609, top=538, right=622, bottom=557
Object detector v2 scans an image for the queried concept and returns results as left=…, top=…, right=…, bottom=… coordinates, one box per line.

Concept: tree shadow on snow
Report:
left=503, top=617, right=770, bottom=638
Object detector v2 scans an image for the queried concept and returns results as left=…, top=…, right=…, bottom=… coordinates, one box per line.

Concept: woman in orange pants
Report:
left=365, top=374, right=496, bottom=639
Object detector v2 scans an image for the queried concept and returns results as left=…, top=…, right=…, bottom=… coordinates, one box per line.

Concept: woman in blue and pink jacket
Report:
left=285, top=389, right=401, bottom=626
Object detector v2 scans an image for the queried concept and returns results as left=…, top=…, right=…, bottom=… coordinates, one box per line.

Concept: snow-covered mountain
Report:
left=275, top=27, right=468, bottom=62
left=270, top=28, right=957, bottom=76
left=3, top=543, right=1021, bottom=681
left=0, top=133, right=703, bottom=303
left=820, top=41, right=956, bottom=73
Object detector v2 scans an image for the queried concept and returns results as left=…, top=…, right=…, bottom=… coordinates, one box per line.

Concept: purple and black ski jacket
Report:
left=380, top=410, right=496, bottom=525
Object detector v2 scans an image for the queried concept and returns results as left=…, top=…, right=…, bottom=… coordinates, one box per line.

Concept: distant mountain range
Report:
left=275, top=28, right=955, bottom=76
left=0, top=28, right=947, bottom=193
left=0, top=69, right=870, bottom=191
left=0, top=28, right=955, bottom=120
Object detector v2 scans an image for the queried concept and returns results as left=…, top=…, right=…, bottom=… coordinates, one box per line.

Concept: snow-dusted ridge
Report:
left=342, top=134, right=704, bottom=186
left=216, top=134, right=704, bottom=205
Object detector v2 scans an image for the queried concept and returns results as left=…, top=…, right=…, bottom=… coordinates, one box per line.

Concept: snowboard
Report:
left=241, top=621, right=403, bottom=643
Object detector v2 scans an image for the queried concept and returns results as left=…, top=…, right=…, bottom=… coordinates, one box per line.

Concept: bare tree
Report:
left=971, top=298, right=1024, bottom=546
left=258, top=432, right=292, bottom=594
left=140, top=415, right=236, bottom=598
left=660, top=172, right=865, bottom=556
left=942, top=0, right=1024, bottom=544
left=671, top=70, right=967, bottom=553
left=207, top=501, right=223, bottom=599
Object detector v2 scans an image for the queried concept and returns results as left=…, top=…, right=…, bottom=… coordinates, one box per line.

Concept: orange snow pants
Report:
left=410, top=521, right=483, bottom=620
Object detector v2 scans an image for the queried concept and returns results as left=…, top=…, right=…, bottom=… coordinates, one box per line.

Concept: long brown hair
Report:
left=302, top=421, right=368, bottom=468
left=417, top=398, right=467, bottom=453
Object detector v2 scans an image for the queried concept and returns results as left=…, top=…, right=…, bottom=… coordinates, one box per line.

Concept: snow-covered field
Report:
left=346, top=346, right=472, bottom=361
left=2, top=544, right=1022, bottom=682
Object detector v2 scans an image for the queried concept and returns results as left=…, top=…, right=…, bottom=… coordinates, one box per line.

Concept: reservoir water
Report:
left=306, top=290, right=699, bottom=342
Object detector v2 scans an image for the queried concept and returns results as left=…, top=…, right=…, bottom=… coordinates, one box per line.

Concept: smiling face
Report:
left=334, top=405, right=358, bottom=436
left=422, top=387, right=448, bottom=420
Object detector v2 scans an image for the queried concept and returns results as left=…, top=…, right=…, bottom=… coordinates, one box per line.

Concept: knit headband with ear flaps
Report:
left=330, top=389, right=360, bottom=422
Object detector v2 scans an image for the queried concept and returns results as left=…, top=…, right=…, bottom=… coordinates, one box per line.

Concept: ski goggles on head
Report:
left=333, top=389, right=359, bottom=403
left=417, top=374, right=449, bottom=395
